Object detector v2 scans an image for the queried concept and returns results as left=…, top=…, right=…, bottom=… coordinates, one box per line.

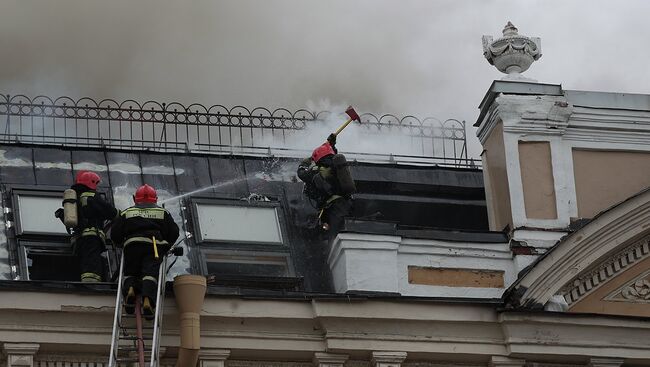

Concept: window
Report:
left=190, top=198, right=298, bottom=287
left=18, top=240, right=79, bottom=281
left=10, top=188, right=116, bottom=281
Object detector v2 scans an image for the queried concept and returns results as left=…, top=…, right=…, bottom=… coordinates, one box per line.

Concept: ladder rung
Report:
left=117, top=346, right=152, bottom=352
left=116, top=357, right=151, bottom=363
left=121, top=313, right=157, bottom=321
left=119, top=335, right=153, bottom=341
left=118, top=324, right=155, bottom=330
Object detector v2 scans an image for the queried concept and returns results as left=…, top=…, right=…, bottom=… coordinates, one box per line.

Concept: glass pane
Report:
left=17, top=195, right=68, bottom=235
left=196, top=204, right=282, bottom=244
left=207, top=262, right=287, bottom=277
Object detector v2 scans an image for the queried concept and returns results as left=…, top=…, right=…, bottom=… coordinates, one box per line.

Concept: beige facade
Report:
left=481, top=122, right=512, bottom=232
left=1, top=291, right=650, bottom=366
left=518, top=141, right=557, bottom=220
left=573, top=149, right=650, bottom=218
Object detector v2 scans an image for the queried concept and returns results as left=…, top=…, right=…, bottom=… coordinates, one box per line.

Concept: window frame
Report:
left=198, top=248, right=295, bottom=278
left=190, top=197, right=290, bottom=249
left=187, top=196, right=298, bottom=281
left=17, top=239, right=75, bottom=280
left=7, top=185, right=117, bottom=282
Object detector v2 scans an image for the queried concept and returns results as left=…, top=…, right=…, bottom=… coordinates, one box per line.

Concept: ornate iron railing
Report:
left=0, top=94, right=476, bottom=166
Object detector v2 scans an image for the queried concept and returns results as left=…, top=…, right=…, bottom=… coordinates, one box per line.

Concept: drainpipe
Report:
left=173, top=274, right=207, bottom=367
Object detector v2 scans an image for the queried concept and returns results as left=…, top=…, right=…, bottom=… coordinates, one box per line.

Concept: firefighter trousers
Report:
left=122, top=243, right=167, bottom=306
left=75, top=235, right=105, bottom=282
left=323, top=197, right=353, bottom=242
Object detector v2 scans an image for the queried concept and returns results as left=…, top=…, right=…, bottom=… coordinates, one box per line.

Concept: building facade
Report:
left=1, top=25, right=650, bottom=367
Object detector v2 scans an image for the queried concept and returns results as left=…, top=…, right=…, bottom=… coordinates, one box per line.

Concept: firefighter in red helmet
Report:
left=110, top=184, right=179, bottom=319
left=297, top=133, right=355, bottom=242
left=55, top=171, right=118, bottom=282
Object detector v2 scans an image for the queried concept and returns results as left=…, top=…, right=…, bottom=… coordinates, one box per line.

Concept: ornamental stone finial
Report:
left=482, top=22, right=542, bottom=81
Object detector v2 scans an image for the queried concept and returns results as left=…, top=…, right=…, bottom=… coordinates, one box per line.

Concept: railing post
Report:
left=158, top=102, right=167, bottom=151
left=4, top=94, right=10, bottom=141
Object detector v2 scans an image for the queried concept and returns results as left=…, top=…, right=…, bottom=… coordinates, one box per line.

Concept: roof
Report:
left=0, top=142, right=491, bottom=295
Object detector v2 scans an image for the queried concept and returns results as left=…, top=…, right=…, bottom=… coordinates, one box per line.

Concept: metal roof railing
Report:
left=0, top=94, right=479, bottom=167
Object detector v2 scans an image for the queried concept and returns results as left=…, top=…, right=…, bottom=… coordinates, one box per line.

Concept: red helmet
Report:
left=134, top=184, right=158, bottom=204
left=311, top=142, right=335, bottom=163
left=75, top=171, right=101, bottom=190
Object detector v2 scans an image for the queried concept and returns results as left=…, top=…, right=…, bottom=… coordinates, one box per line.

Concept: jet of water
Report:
left=159, top=177, right=249, bottom=204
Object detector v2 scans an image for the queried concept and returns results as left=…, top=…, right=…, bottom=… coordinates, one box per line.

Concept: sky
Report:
left=1, top=0, right=650, bottom=158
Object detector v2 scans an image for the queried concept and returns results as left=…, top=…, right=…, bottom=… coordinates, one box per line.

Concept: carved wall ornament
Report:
left=560, top=237, right=650, bottom=305
left=605, top=270, right=650, bottom=303
left=482, top=22, right=542, bottom=80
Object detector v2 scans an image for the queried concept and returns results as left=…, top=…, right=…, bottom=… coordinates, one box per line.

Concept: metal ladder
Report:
left=108, top=250, right=171, bottom=367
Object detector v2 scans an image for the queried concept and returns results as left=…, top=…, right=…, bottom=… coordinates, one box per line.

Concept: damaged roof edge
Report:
left=475, top=80, right=564, bottom=127
left=564, top=89, right=650, bottom=111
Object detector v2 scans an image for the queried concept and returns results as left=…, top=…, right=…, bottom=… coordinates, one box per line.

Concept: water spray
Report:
left=159, top=177, right=249, bottom=204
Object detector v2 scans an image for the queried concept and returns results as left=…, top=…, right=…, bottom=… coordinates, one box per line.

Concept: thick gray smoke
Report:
left=2, top=0, right=650, bottom=159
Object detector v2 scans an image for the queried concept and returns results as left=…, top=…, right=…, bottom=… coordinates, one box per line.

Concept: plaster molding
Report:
left=588, top=358, right=625, bottom=367
left=201, top=349, right=231, bottom=367
left=604, top=269, right=650, bottom=303
left=1, top=293, right=650, bottom=363
left=477, top=95, right=572, bottom=144
left=228, top=362, right=313, bottom=367
left=476, top=104, right=500, bottom=144
left=3, top=343, right=39, bottom=367
left=346, top=361, right=371, bottom=367
left=313, top=353, right=349, bottom=367
left=496, top=95, right=572, bottom=132
left=500, top=312, right=650, bottom=360
left=561, top=237, right=650, bottom=305
left=371, top=351, right=407, bottom=367
left=489, top=356, right=525, bottom=367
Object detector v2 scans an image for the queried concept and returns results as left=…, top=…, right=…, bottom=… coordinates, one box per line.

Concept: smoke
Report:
left=2, top=0, right=650, bottom=160
left=257, top=102, right=458, bottom=161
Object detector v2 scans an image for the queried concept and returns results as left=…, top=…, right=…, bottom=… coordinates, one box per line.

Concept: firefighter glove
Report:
left=327, top=133, right=337, bottom=146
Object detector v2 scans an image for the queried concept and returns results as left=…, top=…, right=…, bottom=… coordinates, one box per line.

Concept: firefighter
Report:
left=110, top=184, right=179, bottom=319
left=55, top=171, right=117, bottom=282
left=297, top=133, right=355, bottom=241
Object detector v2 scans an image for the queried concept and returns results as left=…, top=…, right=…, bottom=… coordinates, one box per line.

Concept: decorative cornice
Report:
left=313, top=353, right=350, bottom=367
left=371, top=351, right=407, bottom=365
left=561, top=237, right=650, bottom=305
left=228, top=362, right=313, bottom=367
left=604, top=269, right=650, bottom=303
left=3, top=343, right=39, bottom=355
left=477, top=94, right=572, bottom=144
left=588, top=358, right=625, bottom=367
left=489, top=356, right=525, bottom=367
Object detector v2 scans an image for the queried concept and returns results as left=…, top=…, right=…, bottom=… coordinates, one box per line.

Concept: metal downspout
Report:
left=173, top=275, right=207, bottom=367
